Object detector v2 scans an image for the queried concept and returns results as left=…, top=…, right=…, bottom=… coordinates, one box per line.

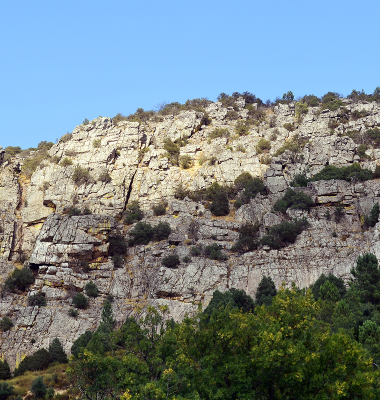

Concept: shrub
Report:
left=49, top=338, right=68, bottom=364
left=358, top=144, right=370, bottom=160
left=93, top=139, right=101, bottom=148
left=162, top=254, right=180, bottom=268
left=0, top=359, right=11, bottom=380
left=190, top=245, right=202, bottom=257
left=128, top=222, right=154, bottom=245
left=152, top=201, right=167, bottom=216
left=283, top=122, right=295, bottom=132
left=124, top=201, right=143, bottom=225
left=72, top=165, right=92, bottom=185
left=290, top=173, right=308, bottom=187
left=174, top=183, right=190, bottom=200
left=72, top=292, right=89, bottom=309
left=231, top=222, right=260, bottom=253
left=67, top=207, right=82, bottom=216
left=0, top=383, right=13, bottom=400
left=0, top=317, right=13, bottom=332
left=85, top=281, right=99, bottom=297
left=234, top=172, right=255, bottom=191
left=68, top=308, right=78, bottom=318
left=260, top=217, right=309, bottom=249
left=273, top=188, right=313, bottom=212
left=364, top=203, right=379, bottom=228
left=60, top=157, right=73, bottom=167
left=295, top=101, right=308, bottom=123
left=209, top=191, right=229, bottom=216
left=256, top=138, right=271, bottom=154
left=204, top=243, right=228, bottom=261
left=163, top=139, right=180, bottom=165
left=234, top=173, right=265, bottom=207
left=235, top=121, right=249, bottom=136
left=333, top=204, right=345, bottom=223
left=4, top=146, right=22, bottom=157
left=321, top=92, right=343, bottom=111
left=274, top=134, right=308, bottom=157
left=302, top=94, right=320, bottom=107
left=180, top=155, right=193, bottom=169
left=269, top=116, right=277, bottom=128
left=31, top=376, right=47, bottom=399
left=208, top=128, right=230, bottom=139
left=153, top=222, right=172, bottom=241
left=112, top=255, right=124, bottom=268
left=71, top=331, right=93, bottom=358
left=183, top=256, right=191, bottom=263
left=109, top=234, right=127, bottom=256
left=27, top=292, right=47, bottom=307
left=14, top=349, right=51, bottom=376
left=310, top=163, right=372, bottom=182
left=98, top=171, right=112, bottom=183
left=3, top=266, right=34, bottom=293
left=236, top=143, right=246, bottom=153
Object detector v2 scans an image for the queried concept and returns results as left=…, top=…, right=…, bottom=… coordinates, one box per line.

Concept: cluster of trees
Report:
left=66, top=253, right=380, bottom=399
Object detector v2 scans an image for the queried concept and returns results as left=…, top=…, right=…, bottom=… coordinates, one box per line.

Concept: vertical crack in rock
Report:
left=123, top=169, right=137, bottom=212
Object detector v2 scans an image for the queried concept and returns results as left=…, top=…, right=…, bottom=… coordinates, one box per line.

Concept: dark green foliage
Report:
left=14, top=349, right=51, bottom=376
left=3, top=266, right=34, bottom=293
left=68, top=308, right=78, bottom=318
left=364, top=203, right=379, bottom=228
left=283, top=122, right=295, bottom=132
left=128, top=221, right=171, bottom=246
left=98, top=171, right=112, bottom=183
left=260, top=217, right=309, bottom=249
left=302, top=94, right=320, bottom=107
left=208, top=128, right=230, bottom=139
left=233, top=173, right=265, bottom=208
left=152, top=201, right=167, bottom=216
left=72, top=292, right=89, bottom=309
left=0, top=359, right=11, bottom=380
left=67, top=207, right=81, bottom=216
left=86, top=323, right=113, bottom=355
left=374, top=165, right=380, bottom=179
left=112, top=255, right=124, bottom=268
left=71, top=331, right=93, bottom=358
left=321, top=92, right=343, bottom=111
left=31, top=376, right=47, bottom=399
left=49, top=338, right=68, bottom=364
left=85, top=281, right=99, bottom=298
left=203, top=288, right=255, bottom=316
left=204, top=243, right=228, bottom=261
left=179, top=155, right=192, bottom=169
left=256, top=138, right=271, bottom=154
left=310, top=163, right=373, bottom=183
left=274, top=134, right=308, bottom=157
left=209, top=190, right=229, bottom=216
left=128, top=222, right=154, bottom=245
left=153, top=222, right=171, bottom=240
left=357, top=144, right=370, bottom=160
left=290, top=173, right=308, bottom=187
left=231, top=222, right=260, bottom=253
left=0, top=382, right=13, bottom=400
left=190, top=245, right=202, bottom=256
left=235, top=121, right=249, bottom=136
left=4, top=146, right=22, bottom=157
left=162, top=254, right=180, bottom=268
left=72, top=165, right=92, bottom=185
left=109, top=234, right=127, bottom=256
left=273, top=188, right=313, bottom=212
left=0, top=317, right=13, bottom=332
left=350, top=253, right=380, bottom=305
left=27, top=292, right=46, bottom=307
left=101, top=300, right=116, bottom=331
left=182, top=256, right=191, bottom=263
left=366, top=127, right=380, bottom=146
left=255, top=276, right=277, bottom=306
left=311, top=273, right=346, bottom=301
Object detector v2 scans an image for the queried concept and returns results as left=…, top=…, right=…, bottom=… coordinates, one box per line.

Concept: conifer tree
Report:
left=49, top=338, right=68, bottom=364
left=0, top=359, right=11, bottom=380
left=255, top=276, right=277, bottom=306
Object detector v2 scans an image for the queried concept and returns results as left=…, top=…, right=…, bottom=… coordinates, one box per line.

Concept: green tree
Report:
left=72, top=292, right=89, bottom=309
left=0, top=383, right=13, bottom=400
left=101, top=299, right=116, bottom=331
left=311, top=272, right=346, bottom=301
left=319, top=280, right=340, bottom=302
left=209, top=191, right=229, bottom=216
left=350, top=253, right=380, bottom=305
left=358, top=320, right=380, bottom=365
left=30, top=376, right=47, bottom=399
left=71, top=331, right=93, bottom=358
left=85, top=281, right=99, bottom=298
left=0, top=359, right=11, bottom=380
left=255, top=276, right=277, bottom=306
left=49, top=338, right=68, bottom=364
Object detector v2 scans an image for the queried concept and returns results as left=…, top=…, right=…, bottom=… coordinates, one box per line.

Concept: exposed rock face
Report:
left=2, top=96, right=380, bottom=368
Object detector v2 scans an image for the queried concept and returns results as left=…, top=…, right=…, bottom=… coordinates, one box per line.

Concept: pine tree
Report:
left=101, top=299, right=116, bottom=331
left=31, top=376, right=46, bottom=399
left=49, top=338, right=68, bottom=364
left=255, top=276, right=277, bottom=306
left=0, top=359, right=11, bottom=380
left=350, top=253, right=380, bottom=305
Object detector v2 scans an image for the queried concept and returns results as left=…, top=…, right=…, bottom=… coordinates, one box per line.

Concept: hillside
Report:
left=1, top=91, right=380, bottom=369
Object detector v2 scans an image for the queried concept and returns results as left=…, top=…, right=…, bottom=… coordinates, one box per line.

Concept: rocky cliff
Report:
left=1, top=95, right=380, bottom=368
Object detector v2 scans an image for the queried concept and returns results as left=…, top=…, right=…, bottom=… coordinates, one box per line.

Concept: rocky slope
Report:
left=1, top=95, right=380, bottom=368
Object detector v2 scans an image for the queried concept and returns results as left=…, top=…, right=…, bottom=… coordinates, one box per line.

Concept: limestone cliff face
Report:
left=1, top=97, right=380, bottom=368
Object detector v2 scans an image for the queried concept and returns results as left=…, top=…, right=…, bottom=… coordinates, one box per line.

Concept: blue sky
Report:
left=1, top=0, right=379, bottom=149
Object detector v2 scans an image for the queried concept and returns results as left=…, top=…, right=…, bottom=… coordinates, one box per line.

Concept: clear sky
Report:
left=1, top=0, right=379, bottom=149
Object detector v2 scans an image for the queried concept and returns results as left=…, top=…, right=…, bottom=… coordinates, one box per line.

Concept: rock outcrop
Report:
left=2, top=96, right=380, bottom=368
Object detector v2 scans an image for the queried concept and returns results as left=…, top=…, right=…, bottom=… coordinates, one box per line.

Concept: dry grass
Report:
left=7, top=363, right=68, bottom=397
